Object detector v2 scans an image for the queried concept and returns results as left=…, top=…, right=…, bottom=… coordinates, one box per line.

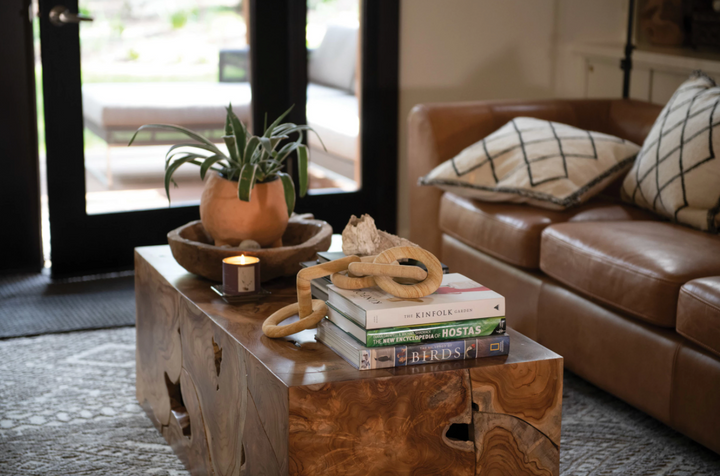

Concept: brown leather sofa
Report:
left=408, top=98, right=720, bottom=454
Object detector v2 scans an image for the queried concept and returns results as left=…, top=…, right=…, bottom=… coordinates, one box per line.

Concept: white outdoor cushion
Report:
left=81, top=82, right=358, bottom=162
left=306, top=85, right=358, bottom=162
left=82, top=82, right=252, bottom=128
left=622, top=71, right=720, bottom=232
left=309, top=24, right=358, bottom=94
left=421, top=117, right=640, bottom=210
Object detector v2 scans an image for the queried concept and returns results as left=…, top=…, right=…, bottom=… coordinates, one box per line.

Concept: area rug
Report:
left=0, top=327, right=719, bottom=475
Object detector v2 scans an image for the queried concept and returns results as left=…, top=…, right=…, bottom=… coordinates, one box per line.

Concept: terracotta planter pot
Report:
left=199, top=172, right=289, bottom=247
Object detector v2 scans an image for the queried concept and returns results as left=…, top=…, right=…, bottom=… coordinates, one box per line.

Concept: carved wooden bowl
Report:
left=167, top=215, right=332, bottom=283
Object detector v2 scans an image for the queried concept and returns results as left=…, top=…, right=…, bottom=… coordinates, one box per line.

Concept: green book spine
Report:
left=365, top=317, right=505, bottom=347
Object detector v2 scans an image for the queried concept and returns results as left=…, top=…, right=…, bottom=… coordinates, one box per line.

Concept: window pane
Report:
left=79, top=0, right=251, bottom=214
left=306, top=0, right=361, bottom=193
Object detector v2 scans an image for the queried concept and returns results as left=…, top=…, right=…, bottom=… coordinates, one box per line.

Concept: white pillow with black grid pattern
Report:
left=420, top=117, right=640, bottom=210
left=622, top=71, right=720, bottom=232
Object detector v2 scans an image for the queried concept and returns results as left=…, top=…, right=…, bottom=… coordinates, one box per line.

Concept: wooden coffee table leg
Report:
left=469, top=357, right=563, bottom=476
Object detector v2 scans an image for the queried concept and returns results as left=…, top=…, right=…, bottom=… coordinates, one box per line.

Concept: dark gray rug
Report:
left=0, top=272, right=135, bottom=339
left=0, top=327, right=718, bottom=475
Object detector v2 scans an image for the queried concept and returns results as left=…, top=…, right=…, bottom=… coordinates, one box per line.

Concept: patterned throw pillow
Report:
left=420, top=117, right=640, bottom=210
left=622, top=71, right=720, bottom=232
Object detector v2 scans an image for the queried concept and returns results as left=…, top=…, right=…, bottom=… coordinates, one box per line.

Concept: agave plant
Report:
left=129, top=104, right=321, bottom=215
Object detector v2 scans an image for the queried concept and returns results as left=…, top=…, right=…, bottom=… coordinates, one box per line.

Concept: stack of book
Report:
left=315, top=270, right=509, bottom=370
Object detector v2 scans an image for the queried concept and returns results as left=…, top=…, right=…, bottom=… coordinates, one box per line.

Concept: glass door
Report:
left=38, top=0, right=252, bottom=275
left=39, top=0, right=397, bottom=276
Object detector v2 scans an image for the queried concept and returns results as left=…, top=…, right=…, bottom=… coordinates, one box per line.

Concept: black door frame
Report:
left=251, top=0, right=399, bottom=234
left=0, top=0, right=43, bottom=274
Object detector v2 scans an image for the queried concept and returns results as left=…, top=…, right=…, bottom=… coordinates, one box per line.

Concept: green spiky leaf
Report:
left=164, top=143, right=228, bottom=168
left=199, top=155, right=226, bottom=180
left=130, top=124, right=225, bottom=157
left=164, top=155, right=203, bottom=203
left=224, top=110, right=233, bottom=136
left=277, top=172, right=295, bottom=217
left=227, top=105, right=246, bottom=163
left=263, top=105, right=294, bottom=137
left=244, top=136, right=261, bottom=164
left=237, top=163, right=258, bottom=202
left=297, top=144, right=309, bottom=198
left=223, top=135, right=239, bottom=163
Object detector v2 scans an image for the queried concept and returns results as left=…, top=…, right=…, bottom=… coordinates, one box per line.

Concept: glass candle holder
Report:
left=222, top=255, right=261, bottom=295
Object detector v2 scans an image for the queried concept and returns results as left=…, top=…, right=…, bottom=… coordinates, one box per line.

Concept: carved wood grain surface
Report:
left=469, top=358, right=563, bottom=446
left=180, top=298, right=248, bottom=476
left=166, top=369, right=214, bottom=476
left=246, top=354, right=289, bottom=474
left=474, top=412, right=558, bottom=476
left=135, top=253, right=183, bottom=428
left=288, top=370, right=475, bottom=476
left=136, top=249, right=289, bottom=476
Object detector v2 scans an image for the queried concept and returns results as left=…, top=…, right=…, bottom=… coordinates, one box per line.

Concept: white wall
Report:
left=396, top=0, right=628, bottom=237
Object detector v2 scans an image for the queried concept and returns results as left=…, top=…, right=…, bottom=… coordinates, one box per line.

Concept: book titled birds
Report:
left=328, top=273, right=505, bottom=329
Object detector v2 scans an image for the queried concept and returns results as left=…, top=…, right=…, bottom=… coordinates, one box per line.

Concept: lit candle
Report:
left=222, top=255, right=261, bottom=295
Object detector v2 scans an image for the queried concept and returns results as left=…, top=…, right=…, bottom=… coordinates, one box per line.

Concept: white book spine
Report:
left=365, top=298, right=504, bottom=330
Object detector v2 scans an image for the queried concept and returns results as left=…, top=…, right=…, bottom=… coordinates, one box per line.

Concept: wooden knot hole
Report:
left=164, top=372, right=191, bottom=439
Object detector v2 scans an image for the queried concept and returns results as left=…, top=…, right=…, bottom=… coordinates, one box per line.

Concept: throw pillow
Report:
left=420, top=117, right=640, bottom=210
left=621, top=71, right=720, bottom=232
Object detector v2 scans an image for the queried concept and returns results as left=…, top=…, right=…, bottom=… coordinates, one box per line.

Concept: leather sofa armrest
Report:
left=407, top=98, right=619, bottom=256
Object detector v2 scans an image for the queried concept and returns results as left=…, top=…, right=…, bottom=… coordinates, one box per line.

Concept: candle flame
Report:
left=223, top=255, right=259, bottom=265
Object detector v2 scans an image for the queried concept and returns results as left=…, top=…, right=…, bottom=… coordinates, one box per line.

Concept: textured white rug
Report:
left=0, top=328, right=718, bottom=475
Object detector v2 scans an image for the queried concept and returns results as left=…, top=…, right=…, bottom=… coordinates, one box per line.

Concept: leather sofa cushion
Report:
left=439, top=193, right=654, bottom=269
left=677, top=277, right=720, bottom=357
left=540, top=222, right=720, bottom=327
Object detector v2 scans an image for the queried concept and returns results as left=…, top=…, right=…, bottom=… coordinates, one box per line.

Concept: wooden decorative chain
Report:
left=262, top=246, right=443, bottom=338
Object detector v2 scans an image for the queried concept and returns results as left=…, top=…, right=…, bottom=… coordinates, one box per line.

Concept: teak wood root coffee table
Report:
left=135, top=245, right=563, bottom=475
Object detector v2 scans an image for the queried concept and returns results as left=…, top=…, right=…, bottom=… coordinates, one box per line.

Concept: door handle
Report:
left=49, top=5, right=94, bottom=26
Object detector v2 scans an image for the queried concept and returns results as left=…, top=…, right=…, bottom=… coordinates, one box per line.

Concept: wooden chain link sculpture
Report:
left=262, top=246, right=444, bottom=338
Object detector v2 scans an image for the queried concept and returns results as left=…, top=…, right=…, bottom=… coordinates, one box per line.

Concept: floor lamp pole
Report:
left=622, top=0, right=636, bottom=99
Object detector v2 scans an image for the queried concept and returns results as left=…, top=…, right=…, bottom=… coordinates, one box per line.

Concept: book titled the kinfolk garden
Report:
left=316, top=319, right=510, bottom=370
left=327, top=273, right=505, bottom=330
left=326, top=302, right=506, bottom=347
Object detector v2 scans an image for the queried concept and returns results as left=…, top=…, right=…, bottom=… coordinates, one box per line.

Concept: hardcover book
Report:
left=328, top=273, right=505, bottom=330
left=327, top=302, right=505, bottom=347
left=311, top=280, right=328, bottom=301
left=316, top=318, right=510, bottom=370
